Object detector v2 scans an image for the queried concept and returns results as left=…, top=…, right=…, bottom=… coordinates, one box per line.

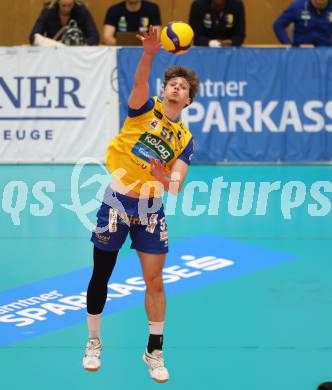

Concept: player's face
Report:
left=164, top=77, right=191, bottom=108
left=311, top=0, right=328, bottom=9
left=59, top=0, right=74, bottom=15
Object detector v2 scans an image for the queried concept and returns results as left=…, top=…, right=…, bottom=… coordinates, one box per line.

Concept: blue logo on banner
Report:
left=0, top=235, right=294, bottom=346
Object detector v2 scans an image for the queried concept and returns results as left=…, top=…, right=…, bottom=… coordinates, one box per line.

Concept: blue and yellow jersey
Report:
left=106, top=96, right=194, bottom=195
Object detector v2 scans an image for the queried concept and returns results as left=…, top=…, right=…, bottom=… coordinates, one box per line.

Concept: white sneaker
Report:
left=82, top=338, right=102, bottom=371
left=143, top=349, right=170, bottom=383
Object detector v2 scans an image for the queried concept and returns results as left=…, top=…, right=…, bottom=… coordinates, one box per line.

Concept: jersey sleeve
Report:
left=104, top=6, right=118, bottom=26
left=177, top=137, right=194, bottom=165
left=273, top=3, right=297, bottom=44
left=128, top=98, right=155, bottom=117
left=29, top=9, right=49, bottom=44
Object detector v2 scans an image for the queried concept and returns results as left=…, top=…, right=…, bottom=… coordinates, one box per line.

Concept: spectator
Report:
left=189, top=0, right=246, bottom=47
left=273, top=0, right=332, bottom=47
left=318, top=383, right=332, bottom=390
left=103, top=0, right=161, bottom=46
left=30, top=0, right=99, bottom=46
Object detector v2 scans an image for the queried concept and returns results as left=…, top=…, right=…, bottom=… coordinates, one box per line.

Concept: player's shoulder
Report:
left=288, top=0, right=306, bottom=10
left=220, top=0, right=244, bottom=13
left=142, top=1, right=160, bottom=11
left=106, top=1, right=125, bottom=13
left=128, top=97, right=155, bottom=118
left=178, top=120, right=193, bottom=142
left=73, top=3, right=89, bottom=16
left=191, top=0, right=209, bottom=11
left=229, top=0, right=245, bottom=10
left=41, top=6, right=57, bottom=18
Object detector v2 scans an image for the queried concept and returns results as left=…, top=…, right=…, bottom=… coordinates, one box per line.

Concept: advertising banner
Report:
left=0, top=46, right=118, bottom=162
left=118, top=47, right=332, bottom=162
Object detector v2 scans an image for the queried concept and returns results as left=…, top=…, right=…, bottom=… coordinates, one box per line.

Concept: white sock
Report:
left=87, top=313, right=101, bottom=340
left=149, top=321, right=164, bottom=335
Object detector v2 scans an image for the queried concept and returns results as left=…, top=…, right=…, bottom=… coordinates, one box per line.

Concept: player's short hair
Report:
left=163, top=66, right=200, bottom=103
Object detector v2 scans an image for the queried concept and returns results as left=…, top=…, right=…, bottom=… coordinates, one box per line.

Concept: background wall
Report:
left=0, top=0, right=290, bottom=46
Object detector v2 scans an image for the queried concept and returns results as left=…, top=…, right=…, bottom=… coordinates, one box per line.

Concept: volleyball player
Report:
left=82, top=26, right=199, bottom=383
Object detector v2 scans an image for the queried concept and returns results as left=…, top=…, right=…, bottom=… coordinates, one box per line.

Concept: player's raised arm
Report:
left=128, top=26, right=162, bottom=109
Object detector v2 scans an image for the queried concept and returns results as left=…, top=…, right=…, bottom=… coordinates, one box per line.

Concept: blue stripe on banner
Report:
left=0, top=235, right=294, bottom=346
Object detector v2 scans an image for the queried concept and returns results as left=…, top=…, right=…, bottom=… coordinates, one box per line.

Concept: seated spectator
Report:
left=30, top=0, right=99, bottom=46
left=103, top=0, right=161, bottom=46
left=273, top=0, right=332, bottom=47
left=318, top=383, right=332, bottom=390
left=189, top=0, right=246, bottom=47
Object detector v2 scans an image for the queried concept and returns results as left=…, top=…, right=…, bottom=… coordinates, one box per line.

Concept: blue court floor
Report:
left=0, top=164, right=331, bottom=390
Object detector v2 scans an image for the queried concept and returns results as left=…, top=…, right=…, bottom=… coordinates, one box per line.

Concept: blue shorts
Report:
left=91, top=188, right=168, bottom=254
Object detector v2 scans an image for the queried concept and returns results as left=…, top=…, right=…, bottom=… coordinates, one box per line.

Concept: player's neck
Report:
left=162, top=101, right=182, bottom=122
left=125, top=1, right=142, bottom=12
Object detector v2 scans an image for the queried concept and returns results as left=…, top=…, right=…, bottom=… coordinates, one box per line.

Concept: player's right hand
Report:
left=136, top=25, right=162, bottom=55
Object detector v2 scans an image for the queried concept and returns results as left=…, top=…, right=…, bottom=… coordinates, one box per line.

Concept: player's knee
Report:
left=145, top=274, right=164, bottom=293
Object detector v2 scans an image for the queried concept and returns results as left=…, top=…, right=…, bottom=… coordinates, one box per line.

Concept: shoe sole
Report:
left=143, top=355, right=169, bottom=383
left=152, top=378, right=169, bottom=384
left=82, top=359, right=101, bottom=372
left=83, top=366, right=100, bottom=372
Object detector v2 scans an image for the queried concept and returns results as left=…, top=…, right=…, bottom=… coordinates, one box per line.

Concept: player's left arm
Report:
left=150, top=158, right=189, bottom=195
left=150, top=137, right=194, bottom=194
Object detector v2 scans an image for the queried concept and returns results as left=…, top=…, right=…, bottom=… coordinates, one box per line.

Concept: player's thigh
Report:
left=137, top=250, right=166, bottom=282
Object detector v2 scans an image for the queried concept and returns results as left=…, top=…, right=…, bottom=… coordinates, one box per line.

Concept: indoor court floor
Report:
left=0, top=164, right=331, bottom=390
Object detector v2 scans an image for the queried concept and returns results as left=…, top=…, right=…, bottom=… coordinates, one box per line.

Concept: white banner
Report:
left=0, top=47, right=119, bottom=163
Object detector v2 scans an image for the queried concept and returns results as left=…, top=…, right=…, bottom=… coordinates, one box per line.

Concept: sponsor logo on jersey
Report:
left=154, top=109, right=163, bottom=119
left=300, top=10, right=311, bottom=20
left=225, top=14, right=234, bottom=27
left=149, top=119, right=159, bottom=130
left=131, top=142, right=159, bottom=163
left=139, top=133, right=174, bottom=162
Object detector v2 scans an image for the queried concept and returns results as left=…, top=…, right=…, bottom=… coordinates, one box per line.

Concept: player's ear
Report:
left=184, top=98, right=191, bottom=108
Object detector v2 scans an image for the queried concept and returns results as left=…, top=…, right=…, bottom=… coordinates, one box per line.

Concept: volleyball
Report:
left=160, top=22, right=194, bottom=55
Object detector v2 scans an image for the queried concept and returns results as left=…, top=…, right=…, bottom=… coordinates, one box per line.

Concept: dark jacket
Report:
left=189, top=0, right=246, bottom=46
left=29, top=3, right=99, bottom=45
left=273, top=0, right=332, bottom=46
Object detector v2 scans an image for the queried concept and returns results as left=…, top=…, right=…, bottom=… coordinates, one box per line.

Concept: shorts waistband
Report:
left=103, top=187, right=163, bottom=217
